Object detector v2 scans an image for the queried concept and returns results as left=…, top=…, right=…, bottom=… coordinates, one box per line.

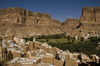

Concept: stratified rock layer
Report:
left=61, top=18, right=80, bottom=32
left=79, top=7, right=100, bottom=33
left=80, top=7, right=100, bottom=22
left=0, top=7, right=63, bottom=37
left=0, top=7, right=100, bottom=37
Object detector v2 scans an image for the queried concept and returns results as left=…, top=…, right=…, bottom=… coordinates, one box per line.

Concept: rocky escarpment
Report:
left=61, top=18, right=80, bottom=32
left=0, top=7, right=63, bottom=37
left=0, top=7, right=52, bottom=26
left=79, top=7, right=100, bottom=32
left=0, top=7, right=100, bottom=37
left=60, top=7, right=100, bottom=35
left=80, top=7, right=100, bottom=22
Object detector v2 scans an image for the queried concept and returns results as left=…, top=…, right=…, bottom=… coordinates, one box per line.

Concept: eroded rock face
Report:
left=79, top=7, right=100, bottom=33
left=0, top=7, right=52, bottom=26
left=80, top=7, right=100, bottom=22
left=61, top=18, right=80, bottom=32
left=51, top=19, right=61, bottom=28
left=0, top=7, right=63, bottom=37
left=34, top=12, right=52, bottom=26
left=0, top=7, right=100, bottom=37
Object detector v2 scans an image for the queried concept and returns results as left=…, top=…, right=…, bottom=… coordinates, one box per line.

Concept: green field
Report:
left=36, top=38, right=89, bottom=43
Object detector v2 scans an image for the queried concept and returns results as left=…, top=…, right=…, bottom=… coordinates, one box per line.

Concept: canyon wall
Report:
left=0, top=7, right=100, bottom=37
left=79, top=7, right=100, bottom=32
left=0, top=7, right=63, bottom=37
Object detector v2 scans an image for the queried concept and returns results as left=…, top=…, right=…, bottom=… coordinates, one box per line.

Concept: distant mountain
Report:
left=0, top=7, right=100, bottom=37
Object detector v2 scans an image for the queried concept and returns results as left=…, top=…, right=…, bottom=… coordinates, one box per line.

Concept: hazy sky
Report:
left=0, top=0, right=100, bottom=22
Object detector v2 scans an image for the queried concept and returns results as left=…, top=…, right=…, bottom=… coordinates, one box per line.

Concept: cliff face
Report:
left=0, top=7, right=63, bottom=37
left=79, top=7, right=100, bottom=32
left=0, top=7, right=100, bottom=37
left=80, top=7, right=100, bottom=22
left=0, top=7, right=52, bottom=26
left=61, top=18, right=80, bottom=32
left=0, top=7, right=33, bottom=24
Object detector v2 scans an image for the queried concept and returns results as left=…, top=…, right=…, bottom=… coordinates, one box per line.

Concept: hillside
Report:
left=0, top=7, right=100, bottom=37
left=0, top=7, right=63, bottom=37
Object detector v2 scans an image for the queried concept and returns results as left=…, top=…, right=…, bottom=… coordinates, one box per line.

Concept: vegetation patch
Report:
left=23, top=34, right=100, bottom=56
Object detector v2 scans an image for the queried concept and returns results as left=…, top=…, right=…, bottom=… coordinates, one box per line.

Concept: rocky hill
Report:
left=0, top=7, right=63, bottom=37
left=61, top=18, right=80, bottom=32
left=79, top=7, right=100, bottom=33
left=0, top=7, right=100, bottom=37
left=80, top=7, right=100, bottom=22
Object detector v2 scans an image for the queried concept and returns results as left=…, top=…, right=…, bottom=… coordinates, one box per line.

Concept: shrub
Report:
left=67, top=36, right=70, bottom=41
left=81, top=37, right=84, bottom=42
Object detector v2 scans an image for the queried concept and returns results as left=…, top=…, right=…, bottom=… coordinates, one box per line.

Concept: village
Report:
left=0, top=33, right=100, bottom=66
left=65, top=31, right=100, bottom=39
left=0, top=0, right=100, bottom=66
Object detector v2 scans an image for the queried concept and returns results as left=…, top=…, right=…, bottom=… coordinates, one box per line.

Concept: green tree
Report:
left=46, top=39, right=49, bottom=43
left=81, top=37, right=84, bottom=42
left=72, top=39, right=74, bottom=42
left=67, top=36, right=70, bottom=41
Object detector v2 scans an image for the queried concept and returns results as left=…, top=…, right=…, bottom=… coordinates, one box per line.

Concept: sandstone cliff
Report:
left=80, top=7, right=100, bottom=22
left=0, top=7, right=100, bottom=37
left=61, top=18, right=80, bottom=32
left=0, top=7, right=63, bottom=37
left=0, top=7, right=52, bottom=26
left=79, top=7, right=100, bottom=33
